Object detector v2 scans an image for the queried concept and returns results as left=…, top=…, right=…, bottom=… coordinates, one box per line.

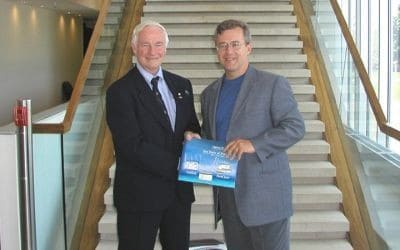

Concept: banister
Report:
left=32, top=0, right=112, bottom=134
left=329, top=0, right=400, bottom=141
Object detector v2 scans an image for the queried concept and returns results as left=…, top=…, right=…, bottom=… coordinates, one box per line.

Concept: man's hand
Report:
left=184, top=131, right=201, bottom=141
left=224, top=139, right=255, bottom=160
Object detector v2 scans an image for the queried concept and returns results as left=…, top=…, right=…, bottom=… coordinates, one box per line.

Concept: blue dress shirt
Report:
left=136, top=63, right=176, bottom=130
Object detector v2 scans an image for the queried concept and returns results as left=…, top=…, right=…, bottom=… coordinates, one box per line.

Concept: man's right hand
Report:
left=184, top=131, right=201, bottom=141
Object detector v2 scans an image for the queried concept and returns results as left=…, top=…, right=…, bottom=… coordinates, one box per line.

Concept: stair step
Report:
left=107, top=159, right=336, bottom=183
left=108, top=4, right=124, bottom=13
left=96, top=239, right=352, bottom=250
left=192, top=83, right=314, bottom=95
left=102, top=26, right=118, bottom=37
left=164, top=27, right=299, bottom=36
left=107, top=160, right=337, bottom=186
left=83, top=85, right=102, bottom=96
left=166, top=40, right=303, bottom=49
left=85, top=79, right=105, bottom=87
left=289, top=139, right=330, bottom=153
left=142, top=15, right=297, bottom=24
left=144, top=4, right=293, bottom=13
left=98, top=210, right=348, bottom=241
left=172, top=69, right=310, bottom=78
left=92, top=56, right=108, bottom=65
left=104, top=183, right=342, bottom=212
left=192, top=84, right=315, bottom=102
left=97, top=38, right=115, bottom=50
left=192, top=101, right=320, bottom=119
left=88, top=70, right=105, bottom=79
left=105, top=14, right=122, bottom=25
left=162, top=54, right=307, bottom=63
left=291, top=161, right=336, bottom=183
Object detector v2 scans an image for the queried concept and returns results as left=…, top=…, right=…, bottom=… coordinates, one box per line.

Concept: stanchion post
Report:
left=14, top=99, right=37, bottom=250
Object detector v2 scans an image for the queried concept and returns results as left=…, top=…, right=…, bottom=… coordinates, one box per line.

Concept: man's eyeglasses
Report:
left=216, top=41, right=246, bottom=51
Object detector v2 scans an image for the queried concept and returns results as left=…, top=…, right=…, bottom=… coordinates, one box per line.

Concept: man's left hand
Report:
left=224, top=139, right=255, bottom=160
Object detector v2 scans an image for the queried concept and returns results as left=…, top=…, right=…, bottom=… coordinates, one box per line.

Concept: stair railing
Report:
left=294, top=0, right=400, bottom=249
left=26, top=0, right=112, bottom=249
left=328, top=0, right=400, bottom=140
left=317, top=1, right=400, bottom=249
left=32, top=0, right=112, bottom=134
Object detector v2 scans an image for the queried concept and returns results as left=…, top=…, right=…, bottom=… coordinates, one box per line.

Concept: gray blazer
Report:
left=201, top=65, right=305, bottom=227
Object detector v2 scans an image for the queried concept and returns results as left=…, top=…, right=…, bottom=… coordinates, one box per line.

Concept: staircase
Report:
left=83, top=0, right=127, bottom=96
left=97, top=0, right=353, bottom=249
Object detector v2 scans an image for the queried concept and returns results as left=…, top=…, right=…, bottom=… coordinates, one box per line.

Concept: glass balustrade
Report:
left=32, top=133, right=65, bottom=250
left=31, top=95, right=104, bottom=249
left=61, top=96, right=103, bottom=248
left=311, top=1, right=400, bottom=249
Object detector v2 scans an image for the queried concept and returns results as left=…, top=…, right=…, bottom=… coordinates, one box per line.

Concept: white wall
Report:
left=0, top=2, right=83, bottom=126
left=0, top=133, right=21, bottom=250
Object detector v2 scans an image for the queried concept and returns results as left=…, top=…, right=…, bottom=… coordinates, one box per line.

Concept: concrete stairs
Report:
left=97, top=0, right=353, bottom=249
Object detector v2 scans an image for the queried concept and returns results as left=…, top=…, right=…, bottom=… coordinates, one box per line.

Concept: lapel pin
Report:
left=177, top=92, right=183, bottom=99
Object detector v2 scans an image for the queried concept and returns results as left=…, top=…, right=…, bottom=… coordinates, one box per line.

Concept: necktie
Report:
left=151, top=76, right=169, bottom=119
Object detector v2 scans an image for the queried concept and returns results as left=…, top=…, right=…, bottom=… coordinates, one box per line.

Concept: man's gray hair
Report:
left=132, top=20, right=169, bottom=47
left=213, top=19, right=252, bottom=44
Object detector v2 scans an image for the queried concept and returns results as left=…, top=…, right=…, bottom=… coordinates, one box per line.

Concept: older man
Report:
left=106, top=20, right=200, bottom=250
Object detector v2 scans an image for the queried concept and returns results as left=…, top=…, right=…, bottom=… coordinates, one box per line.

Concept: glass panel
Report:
left=370, top=0, right=380, bottom=96
left=31, top=94, right=104, bottom=249
left=311, top=1, right=400, bottom=248
left=32, top=133, right=66, bottom=250
left=63, top=96, right=103, bottom=247
left=347, top=132, right=400, bottom=250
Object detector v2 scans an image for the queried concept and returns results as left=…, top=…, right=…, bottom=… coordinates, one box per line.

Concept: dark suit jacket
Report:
left=106, top=66, right=200, bottom=212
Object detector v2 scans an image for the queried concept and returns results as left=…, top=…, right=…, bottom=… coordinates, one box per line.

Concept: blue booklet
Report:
left=178, top=139, right=238, bottom=188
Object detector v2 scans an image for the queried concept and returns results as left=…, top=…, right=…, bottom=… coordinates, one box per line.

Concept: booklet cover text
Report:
left=178, top=139, right=238, bottom=188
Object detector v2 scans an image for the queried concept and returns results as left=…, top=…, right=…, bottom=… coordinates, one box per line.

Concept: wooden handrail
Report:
left=329, top=0, right=400, bottom=140
left=293, top=0, right=391, bottom=249
left=32, top=0, right=112, bottom=134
